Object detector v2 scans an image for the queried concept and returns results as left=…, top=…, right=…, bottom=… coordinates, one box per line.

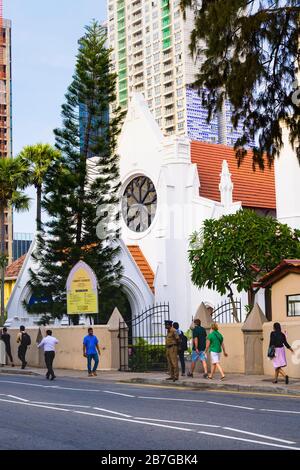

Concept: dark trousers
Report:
left=18, top=345, right=27, bottom=368
left=178, top=350, right=185, bottom=374
left=5, top=346, right=13, bottom=364
left=45, top=351, right=55, bottom=378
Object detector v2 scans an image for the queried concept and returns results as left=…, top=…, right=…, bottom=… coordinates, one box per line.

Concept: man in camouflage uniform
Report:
left=165, top=320, right=179, bottom=382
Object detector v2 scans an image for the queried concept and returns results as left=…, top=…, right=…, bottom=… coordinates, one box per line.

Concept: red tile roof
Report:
left=259, top=259, right=300, bottom=287
left=127, top=245, right=155, bottom=293
left=191, top=141, right=276, bottom=209
left=5, top=254, right=26, bottom=279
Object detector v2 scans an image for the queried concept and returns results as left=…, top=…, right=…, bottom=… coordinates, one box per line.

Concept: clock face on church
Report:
left=122, top=176, right=157, bottom=233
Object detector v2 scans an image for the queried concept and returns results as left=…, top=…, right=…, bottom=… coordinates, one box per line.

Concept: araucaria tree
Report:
left=189, top=210, right=300, bottom=320
left=180, top=0, right=300, bottom=167
left=26, top=22, right=124, bottom=323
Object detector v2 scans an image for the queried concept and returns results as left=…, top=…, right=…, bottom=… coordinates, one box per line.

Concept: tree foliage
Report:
left=180, top=0, right=300, bottom=168
left=25, top=22, right=125, bottom=323
left=189, top=209, right=300, bottom=304
left=18, top=143, right=61, bottom=231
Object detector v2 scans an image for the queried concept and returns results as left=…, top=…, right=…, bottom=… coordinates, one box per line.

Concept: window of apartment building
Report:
left=177, top=99, right=184, bottom=108
left=154, top=63, right=160, bottom=73
left=146, top=26, right=150, bottom=33
left=154, top=85, right=160, bottom=95
left=174, top=22, right=180, bottom=30
left=178, top=122, right=184, bottom=130
left=153, top=53, right=160, bottom=62
left=146, top=34, right=151, bottom=44
left=146, top=46, right=151, bottom=56
left=153, top=21, right=159, bottom=30
left=177, top=88, right=183, bottom=97
left=178, top=111, right=184, bottom=120
left=146, top=56, right=151, bottom=65
left=176, top=77, right=183, bottom=86
left=152, top=10, right=158, bottom=19
left=175, top=54, right=182, bottom=64
left=154, top=75, right=160, bottom=84
left=153, top=32, right=159, bottom=42
left=148, top=99, right=153, bottom=108
left=175, top=43, right=181, bottom=52
left=153, top=42, right=159, bottom=52
left=155, top=107, right=162, bottom=117
left=174, top=10, right=180, bottom=19
left=147, top=78, right=152, bottom=87
left=148, top=88, right=153, bottom=97
left=146, top=15, right=150, bottom=23
left=156, top=118, right=162, bottom=126
left=147, top=67, right=152, bottom=76
left=175, top=32, right=181, bottom=42
left=155, top=96, right=161, bottom=106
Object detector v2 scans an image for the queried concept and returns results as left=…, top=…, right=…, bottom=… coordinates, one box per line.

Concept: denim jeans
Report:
left=87, top=353, right=99, bottom=373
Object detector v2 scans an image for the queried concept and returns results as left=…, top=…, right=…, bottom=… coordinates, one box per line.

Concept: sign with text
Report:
left=66, top=261, right=98, bottom=315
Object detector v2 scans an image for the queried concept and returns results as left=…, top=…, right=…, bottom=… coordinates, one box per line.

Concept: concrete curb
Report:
left=0, top=368, right=41, bottom=377
left=120, top=377, right=300, bottom=396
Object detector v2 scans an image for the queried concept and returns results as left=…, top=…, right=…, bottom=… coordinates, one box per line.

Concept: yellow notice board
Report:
left=66, top=261, right=98, bottom=315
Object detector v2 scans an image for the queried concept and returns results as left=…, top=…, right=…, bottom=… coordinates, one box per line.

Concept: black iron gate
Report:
left=119, top=302, right=170, bottom=372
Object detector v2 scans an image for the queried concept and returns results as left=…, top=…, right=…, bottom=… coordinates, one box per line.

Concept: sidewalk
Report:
left=1, top=366, right=300, bottom=396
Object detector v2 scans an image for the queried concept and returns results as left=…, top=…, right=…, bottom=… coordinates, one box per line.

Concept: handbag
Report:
left=267, top=345, right=276, bottom=359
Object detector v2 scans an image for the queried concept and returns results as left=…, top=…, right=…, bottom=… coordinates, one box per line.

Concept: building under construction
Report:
left=0, top=0, right=13, bottom=264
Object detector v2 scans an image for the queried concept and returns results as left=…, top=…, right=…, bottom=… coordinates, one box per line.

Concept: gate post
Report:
left=108, top=308, right=128, bottom=371
left=241, top=304, right=267, bottom=375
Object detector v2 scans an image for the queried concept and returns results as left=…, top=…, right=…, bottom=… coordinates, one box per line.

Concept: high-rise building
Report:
left=0, top=16, right=13, bottom=263
left=12, top=233, right=33, bottom=262
left=107, top=0, right=251, bottom=146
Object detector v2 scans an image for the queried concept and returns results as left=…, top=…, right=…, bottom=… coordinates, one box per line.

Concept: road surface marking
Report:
left=74, top=410, right=192, bottom=431
left=103, top=391, right=135, bottom=398
left=31, top=401, right=91, bottom=408
left=93, top=407, right=132, bottom=418
left=223, top=427, right=296, bottom=444
left=134, top=417, right=220, bottom=428
left=206, top=401, right=255, bottom=410
left=197, top=431, right=300, bottom=450
left=7, top=395, right=29, bottom=402
left=0, top=398, right=71, bottom=412
left=260, top=408, right=300, bottom=415
left=0, top=380, right=100, bottom=392
left=138, top=396, right=204, bottom=403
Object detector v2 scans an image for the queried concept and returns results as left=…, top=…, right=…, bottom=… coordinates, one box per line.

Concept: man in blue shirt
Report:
left=83, top=328, right=101, bottom=377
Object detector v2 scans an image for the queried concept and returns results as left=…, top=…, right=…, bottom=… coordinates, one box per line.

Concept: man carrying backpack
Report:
left=173, top=322, right=187, bottom=376
left=16, top=325, right=31, bottom=369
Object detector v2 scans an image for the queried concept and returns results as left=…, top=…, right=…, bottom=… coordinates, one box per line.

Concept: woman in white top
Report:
left=37, top=330, right=59, bottom=380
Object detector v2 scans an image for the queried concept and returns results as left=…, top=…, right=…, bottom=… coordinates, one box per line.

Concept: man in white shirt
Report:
left=37, top=330, right=59, bottom=380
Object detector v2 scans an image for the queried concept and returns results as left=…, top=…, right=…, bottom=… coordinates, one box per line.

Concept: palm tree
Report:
left=18, top=143, right=61, bottom=232
left=0, top=156, right=30, bottom=324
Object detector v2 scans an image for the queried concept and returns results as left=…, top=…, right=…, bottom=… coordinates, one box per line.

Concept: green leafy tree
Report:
left=180, top=0, right=300, bottom=167
left=0, top=157, right=30, bottom=323
left=25, top=22, right=125, bottom=324
left=189, top=209, right=300, bottom=320
left=18, top=143, right=61, bottom=232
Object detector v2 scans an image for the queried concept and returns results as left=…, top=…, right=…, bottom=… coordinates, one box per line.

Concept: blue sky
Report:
left=5, top=0, right=106, bottom=233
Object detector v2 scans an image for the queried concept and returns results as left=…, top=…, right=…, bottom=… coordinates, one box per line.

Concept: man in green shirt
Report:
left=187, top=319, right=208, bottom=378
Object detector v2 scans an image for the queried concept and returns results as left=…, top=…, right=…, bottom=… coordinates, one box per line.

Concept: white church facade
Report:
left=6, top=94, right=298, bottom=331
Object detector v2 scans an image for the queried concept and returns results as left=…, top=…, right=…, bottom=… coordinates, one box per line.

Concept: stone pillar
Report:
left=242, top=304, right=267, bottom=375
left=108, top=307, right=128, bottom=371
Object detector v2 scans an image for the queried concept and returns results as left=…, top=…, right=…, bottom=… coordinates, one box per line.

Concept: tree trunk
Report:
left=0, top=205, right=6, bottom=325
left=227, top=285, right=240, bottom=323
left=36, top=184, right=42, bottom=232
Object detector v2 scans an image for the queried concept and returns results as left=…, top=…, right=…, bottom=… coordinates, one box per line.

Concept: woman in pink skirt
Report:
left=269, top=323, right=294, bottom=384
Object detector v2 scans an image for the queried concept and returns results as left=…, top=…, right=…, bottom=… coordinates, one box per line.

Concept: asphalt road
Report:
left=0, top=374, right=300, bottom=450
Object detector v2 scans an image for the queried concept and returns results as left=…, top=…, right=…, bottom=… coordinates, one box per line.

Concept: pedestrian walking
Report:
left=0, top=327, right=14, bottom=366
left=83, top=328, right=101, bottom=377
left=173, top=322, right=187, bottom=376
left=16, top=325, right=31, bottom=369
left=37, top=330, right=59, bottom=380
left=187, top=319, right=208, bottom=378
left=205, top=323, right=228, bottom=380
left=165, top=320, right=180, bottom=382
left=269, top=322, right=294, bottom=384
left=0, top=331, right=5, bottom=366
